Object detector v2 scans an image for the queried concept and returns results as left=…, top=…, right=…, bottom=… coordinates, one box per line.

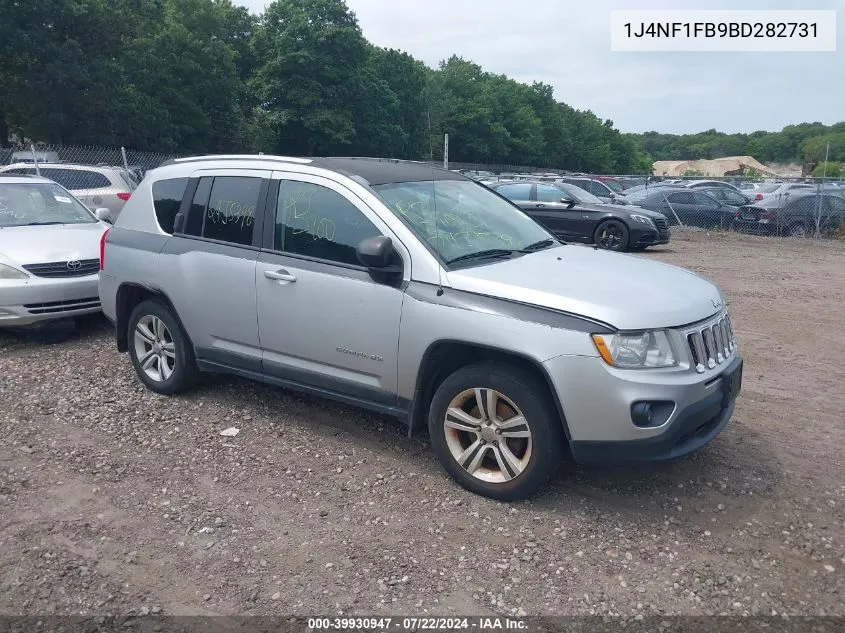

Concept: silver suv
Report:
left=98, top=155, right=743, bottom=500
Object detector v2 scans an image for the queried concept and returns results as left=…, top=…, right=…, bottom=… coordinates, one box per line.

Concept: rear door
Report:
left=691, top=191, right=725, bottom=227
left=159, top=169, right=270, bottom=371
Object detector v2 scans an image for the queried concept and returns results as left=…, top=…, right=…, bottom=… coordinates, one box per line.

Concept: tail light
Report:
left=116, top=192, right=131, bottom=201
left=735, top=209, right=742, bottom=218
left=755, top=193, right=763, bottom=200
left=100, top=228, right=110, bottom=271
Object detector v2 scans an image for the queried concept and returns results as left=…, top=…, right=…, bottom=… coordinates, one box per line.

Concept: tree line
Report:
left=628, top=124, right=845, bottom=167
left=1, top=0, right=841, bottom=174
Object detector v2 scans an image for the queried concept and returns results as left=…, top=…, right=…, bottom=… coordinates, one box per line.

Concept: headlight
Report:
left=629, top=214, right=656, bottom=228
left=591, top=331, right=678, bottom=369
left=0, top=263, right=28, bottom=280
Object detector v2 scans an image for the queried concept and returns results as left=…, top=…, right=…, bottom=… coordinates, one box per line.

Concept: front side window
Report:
left=536, top=184, right=565, bottom=203
left=275, top=180, right=382, bottom=266
left=693, top=192, right=718, bottom=206
left=373, top=179, right=552, bottom=264
left=0, top=182, right=95, bottom=227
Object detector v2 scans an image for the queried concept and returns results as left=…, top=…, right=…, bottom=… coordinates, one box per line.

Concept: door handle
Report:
left=264, top=269, right=297, bottom=282
left=536, top=203, right=545, bottom=208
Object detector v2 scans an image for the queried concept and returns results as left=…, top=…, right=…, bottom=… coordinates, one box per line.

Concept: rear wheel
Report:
left=128, top=299, right=199, bottom=395
left=787, top=222, right=808, bottom=238
left=428, top=363, right=564, bottom=501
left=594, top=220, right=629, bottom=251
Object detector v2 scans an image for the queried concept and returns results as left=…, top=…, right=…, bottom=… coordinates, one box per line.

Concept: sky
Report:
left=236, top=0, right=844, bottom=135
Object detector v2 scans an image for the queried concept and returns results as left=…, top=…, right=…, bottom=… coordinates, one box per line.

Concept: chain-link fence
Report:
left=2, top=144, right=842, bottom=239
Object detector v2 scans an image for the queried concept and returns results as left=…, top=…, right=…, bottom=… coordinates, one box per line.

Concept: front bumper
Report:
left=629, top=224, right=670, bottom=247
left=544, top=352, right=742, bottom=463
left=0, top=274, right=101, bottom=326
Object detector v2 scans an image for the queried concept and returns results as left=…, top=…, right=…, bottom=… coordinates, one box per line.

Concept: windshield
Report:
left=0, top=182, right=96, bottom=227
left=373, top=179, right=554, bottom=264
left=556, top=182, right=604, bottom=205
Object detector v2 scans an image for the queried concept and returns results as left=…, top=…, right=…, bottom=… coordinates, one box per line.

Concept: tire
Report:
left=428, top=363, right=564, bottom=501
left=786, top=222, right=808, bottom=238
left=594, top=220, right=629, bottom=251
left=127, top=299, right=199, bottom=395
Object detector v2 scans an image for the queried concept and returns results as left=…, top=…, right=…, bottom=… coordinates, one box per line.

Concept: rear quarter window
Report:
left=152, top=178, right=189, bottom=234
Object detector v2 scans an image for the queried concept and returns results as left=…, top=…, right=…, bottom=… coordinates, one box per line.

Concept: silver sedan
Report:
left=0, top=175, right=110, bottom=327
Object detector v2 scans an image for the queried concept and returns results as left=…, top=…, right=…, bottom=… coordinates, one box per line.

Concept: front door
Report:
left=529, top=183, right=584, bottom=239
left=255, top=173, right=406, bottom=406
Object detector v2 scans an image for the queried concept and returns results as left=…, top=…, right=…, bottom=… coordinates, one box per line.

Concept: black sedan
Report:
left=733, top=192, right=845, bottom=238
left=622, top=186, right=738, bottom=228
left=491, top=181, right=670, bottom=252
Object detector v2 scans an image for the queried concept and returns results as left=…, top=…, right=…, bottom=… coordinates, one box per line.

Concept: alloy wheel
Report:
left=443, top=388, right=532, bottom=484
left=133, top=315, right=176, bottom=383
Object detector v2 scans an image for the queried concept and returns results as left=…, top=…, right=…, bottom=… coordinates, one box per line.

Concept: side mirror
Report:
left=94, top=208, right=112, bottom=223
left=356, top=236, right=403, bottom=274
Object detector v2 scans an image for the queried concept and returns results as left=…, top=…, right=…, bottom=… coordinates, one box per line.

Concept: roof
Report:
left=160, top=155, right=468, bottom=186
left=310, top=157, right=467, bottom=186
left=0, top=174, right=53, bottom=184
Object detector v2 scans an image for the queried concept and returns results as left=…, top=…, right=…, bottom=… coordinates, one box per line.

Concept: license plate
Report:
left=722, top=360, right=743, bottom=406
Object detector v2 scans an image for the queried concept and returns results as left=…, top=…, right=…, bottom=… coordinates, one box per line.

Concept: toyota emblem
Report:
left=66, top=260, right=82, bottom=270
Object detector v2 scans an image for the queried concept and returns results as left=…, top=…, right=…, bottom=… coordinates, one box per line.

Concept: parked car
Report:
left=99, top=155, right=742, bottom=501
left=555, top=177, right=620, bottom=204
left=0, top=162, right=137, bottom=219
left=628, top=187, right=738, bottom=228
left=595, top=176, right=625, bottom=193
left=696, top=186, right=754, bottom=208
left=0, top=174, right=110, bottom=327
left=491, top=180, right=670, bottom=251
left=682, top=179, right=743, bottom=192
left=10, top=149, right=60, bottom=163
left=733, top=192, right=845, bottom=238
left=749, top=182, right=816, bottom=203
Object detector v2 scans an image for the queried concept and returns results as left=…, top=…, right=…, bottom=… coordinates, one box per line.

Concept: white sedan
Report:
left=0, top=175, right=110, bottom=327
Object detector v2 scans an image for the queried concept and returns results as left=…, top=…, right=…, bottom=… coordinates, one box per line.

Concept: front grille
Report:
left=685, top=312, right=736, bottom=373
left=24, top=297, right=100, bottom=315
left=653, top=217, right=669, bottom=231
left=22, top=259, right=99, bottom=278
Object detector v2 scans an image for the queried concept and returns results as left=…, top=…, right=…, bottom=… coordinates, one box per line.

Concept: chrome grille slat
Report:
left=685, top=311, right=737, bottom=373
left=22, top=258, right=99, bottom=278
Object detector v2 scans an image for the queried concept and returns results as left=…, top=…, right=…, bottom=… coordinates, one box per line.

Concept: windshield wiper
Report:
left=446, top=249, right=519, bottom=265
left=16, top=221, right=65, bottom=226
left=519, top=238, right=561, bottom=252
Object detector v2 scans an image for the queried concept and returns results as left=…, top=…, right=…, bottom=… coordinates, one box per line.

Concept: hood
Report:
left=445, top=245, right=723, bottom=330
left=0, top=222, right=107, bottom=266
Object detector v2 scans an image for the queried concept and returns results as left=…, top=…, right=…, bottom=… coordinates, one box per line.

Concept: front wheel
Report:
left=594, top=220, right=630, bottom=251
left=428, top=363, right=564, bottom=501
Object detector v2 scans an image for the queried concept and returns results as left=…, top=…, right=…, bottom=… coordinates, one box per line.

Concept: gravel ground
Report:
left=1, top=230, right=844, bottom=619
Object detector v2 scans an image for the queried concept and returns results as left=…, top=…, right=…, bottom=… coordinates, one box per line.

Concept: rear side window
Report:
left=183, top=176, right=261, bottom=246
left=496, top=183, right=532, bottom=200
left=152, top=177, right=189, bottom=234
left=667, top=192, right=696, bottom=204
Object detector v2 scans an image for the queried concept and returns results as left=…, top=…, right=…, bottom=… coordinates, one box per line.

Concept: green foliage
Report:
left=744, top=167, right=763, bottom=182
left=812, top=161, right=843, bottom=178
left=3, top=0, right=840, bottom=175
left=682, top=169, right=705, bottom=177
left=628, top=122, right=845, bottom=165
